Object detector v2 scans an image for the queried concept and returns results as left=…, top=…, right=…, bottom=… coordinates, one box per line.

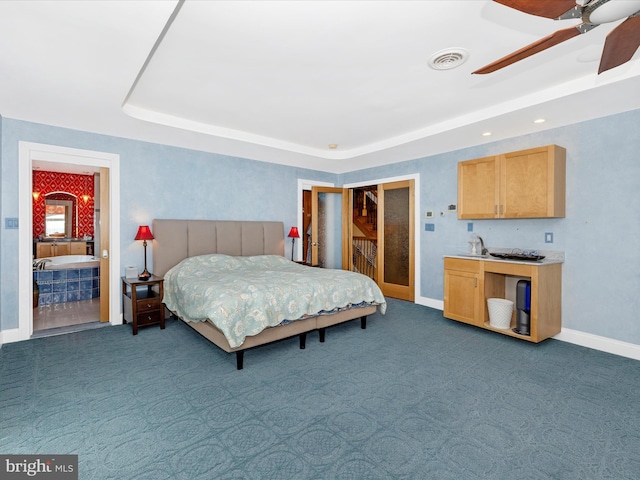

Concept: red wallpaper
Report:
left=32, top=171, right=95, bottom=239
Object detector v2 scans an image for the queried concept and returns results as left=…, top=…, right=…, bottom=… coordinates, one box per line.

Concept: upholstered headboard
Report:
left=152, top=219, right=285, bottom=278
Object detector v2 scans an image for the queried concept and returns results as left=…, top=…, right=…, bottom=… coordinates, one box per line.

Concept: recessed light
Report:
left=328, top=144, right=338, bottom=149
left=533, top=118, right=546, bottom=124
left=482, top=132, right=492, bottom=137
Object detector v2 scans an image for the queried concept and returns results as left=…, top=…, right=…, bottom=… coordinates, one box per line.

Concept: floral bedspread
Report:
left=163, top=254, right=386, bottom=348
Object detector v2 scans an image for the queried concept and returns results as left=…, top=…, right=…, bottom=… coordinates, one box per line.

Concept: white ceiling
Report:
left=2, top=0, right=640, bottom=174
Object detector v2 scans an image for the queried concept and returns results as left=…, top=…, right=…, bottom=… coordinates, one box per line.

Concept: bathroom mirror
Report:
left=44, top=192, right=78, bottom=238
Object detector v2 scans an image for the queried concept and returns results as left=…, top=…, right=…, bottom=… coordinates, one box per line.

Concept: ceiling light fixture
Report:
left=482, top=132, right=492, bottom=137
left=533, top=118, right=546, bottom=124
left=428, top=48, right=469, bottom=70
left=328, top=144, right=338, bottom=149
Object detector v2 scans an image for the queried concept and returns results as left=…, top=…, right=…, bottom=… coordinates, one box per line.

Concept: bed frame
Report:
left=152, top=219, right=377, bottom=369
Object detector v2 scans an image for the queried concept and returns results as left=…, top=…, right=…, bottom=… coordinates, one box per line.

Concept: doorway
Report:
left=16, top=142, right=121, bottom=343
left=32, top=168, right=101, bottom=334
left=346, top=174, right=420, bottom=301
left=301, top=174, right=420, bottom=302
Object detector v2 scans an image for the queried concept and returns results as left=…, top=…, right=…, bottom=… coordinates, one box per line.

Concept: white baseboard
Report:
left=0, top=327, right=25, bottom=346
left=554, top=328, right=640, bottom=361
left=417, top=297, right=640, bottom=362
left=415, top=296, right=444, bottom=311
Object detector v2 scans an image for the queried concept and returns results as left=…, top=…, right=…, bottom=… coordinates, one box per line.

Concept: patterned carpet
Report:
left=1, top=298, right=639, bottom=479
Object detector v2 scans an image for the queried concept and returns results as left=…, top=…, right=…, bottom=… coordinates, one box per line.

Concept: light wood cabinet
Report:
left=35, top=241, right=86, bottom=258
left=69, top=242, right=87, bottom=255
left=443, top=258, right=482, bottom=326
left=458, top=144, right=566, bottom=219
left=444, top=257, right=562, bottom=343
left=35, top=242, right=70, bottom=258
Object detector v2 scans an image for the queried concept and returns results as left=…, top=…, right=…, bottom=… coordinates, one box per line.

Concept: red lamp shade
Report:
left=134, top=225, right=154, bottom=241
left=287, top=227, right=300, bottom=239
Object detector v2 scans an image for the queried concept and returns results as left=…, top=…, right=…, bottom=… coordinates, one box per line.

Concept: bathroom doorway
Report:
left=32, top=165, right=102, bottom=334
left=16, top=142, right=121, bottom=342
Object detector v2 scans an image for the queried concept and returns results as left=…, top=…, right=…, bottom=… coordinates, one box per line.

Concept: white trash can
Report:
left=487, top=298, right=513, bottom=330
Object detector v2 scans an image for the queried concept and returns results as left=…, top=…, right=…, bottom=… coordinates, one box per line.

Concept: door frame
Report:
left=14, top=142, right=121, bottom=342
left=344, top=173, right=421, bottom=302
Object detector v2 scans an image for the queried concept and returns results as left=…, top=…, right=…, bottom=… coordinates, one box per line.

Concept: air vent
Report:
left=428, top=48, right=469, bottom=70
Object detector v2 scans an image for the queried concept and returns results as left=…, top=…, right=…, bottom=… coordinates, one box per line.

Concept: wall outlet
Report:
left=448, top=204, right=457, bottom=211
left=425, top=210, right=434, bottom=219
left=545, top=232, right=554, bottom=243
left=425, top=223, right=435, bottom=232
left=467, top=222, right=473, bottom=232
left=5, top=217, right=18, bottom=229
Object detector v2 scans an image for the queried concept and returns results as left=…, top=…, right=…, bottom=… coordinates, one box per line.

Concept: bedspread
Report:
left=163, top=254, right=386, bottom=348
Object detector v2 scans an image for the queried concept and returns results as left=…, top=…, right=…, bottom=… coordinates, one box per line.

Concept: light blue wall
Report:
left=0, top=119, right=334, bottom=331
left=340, top=109, right=640, bottom=345
left=2, top=111, right=639, bottom=346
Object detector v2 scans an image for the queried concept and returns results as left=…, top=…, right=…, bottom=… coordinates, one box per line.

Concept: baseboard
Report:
left=554, top=328, right=640, bottom=361
left=415, top=296, right=444, bottom=311
left=0, top=327, right=25, bottom=346
left=416, top=297, right=640, bottom=362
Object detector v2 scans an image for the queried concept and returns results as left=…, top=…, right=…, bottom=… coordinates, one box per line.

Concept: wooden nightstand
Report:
left=122, top=275, right=165, bottom=335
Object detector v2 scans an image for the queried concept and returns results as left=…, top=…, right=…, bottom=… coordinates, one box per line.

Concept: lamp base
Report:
left=138, top=270, right=152, bottom=281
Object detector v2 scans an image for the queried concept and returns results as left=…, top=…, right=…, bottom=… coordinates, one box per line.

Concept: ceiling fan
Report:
left=473, top=0, right=640, bottom=74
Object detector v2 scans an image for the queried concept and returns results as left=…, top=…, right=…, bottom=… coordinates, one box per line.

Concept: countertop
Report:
left=444, top=249, right=564, bottom=266
left=34, top=238, right=93, bottom=242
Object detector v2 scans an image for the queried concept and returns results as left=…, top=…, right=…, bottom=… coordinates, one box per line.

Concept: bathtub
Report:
left=35, top=256, right=100, bottom=305
left=42, top=255, right=100, bottom=270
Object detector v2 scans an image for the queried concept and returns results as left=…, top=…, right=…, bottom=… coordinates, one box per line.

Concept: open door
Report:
left=310, top=186, right=350, bottom=269
left=378, top=180, right=415, bottom=301
left=99, top=167, right=110, bottom=322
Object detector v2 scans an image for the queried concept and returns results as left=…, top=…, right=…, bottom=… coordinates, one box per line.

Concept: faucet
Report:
left=33, top=258, right=52, bottom=270
left=477, top=236, right=489, bottom=256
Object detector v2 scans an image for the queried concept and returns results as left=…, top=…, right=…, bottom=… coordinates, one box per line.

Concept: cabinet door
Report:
left=458, top=156, right=499, bottom=219
left=501, top=145, right=566, bottom=218
left=36, top=243, right=53, bottom=258
left=69, top=242, right=86, bottom=255
left=53, top=243, right=70, bottom=256
left=444, top=267, right=481, bottom=325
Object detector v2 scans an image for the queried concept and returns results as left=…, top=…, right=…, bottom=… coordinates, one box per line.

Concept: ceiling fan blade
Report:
left=473, top=25, right=583, bottom=74
left=598, top=15, right=640, bottom=73
left=494, top=0, right=578, bottom=19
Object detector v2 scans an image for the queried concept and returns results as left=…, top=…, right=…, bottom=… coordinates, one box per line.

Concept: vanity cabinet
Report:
left=35, top=242, right=70, bottom=258
left=458, top=144, right=566, bottom=219
left=34, top=241, right=87, bottom=258
left=69, top=242, right=87, bottom=255
left=443, top=256, right=562, bottom=343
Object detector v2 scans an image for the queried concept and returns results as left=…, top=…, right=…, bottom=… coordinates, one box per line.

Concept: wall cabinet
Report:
left=443, top=256, right=562, bottom=343
left=458, top=144, right=566, bottom=219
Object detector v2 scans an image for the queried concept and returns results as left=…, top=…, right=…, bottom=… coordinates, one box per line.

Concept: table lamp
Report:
left=134, top=225, right=154, bottom=280
left=287, top=226, right=300, bottom=261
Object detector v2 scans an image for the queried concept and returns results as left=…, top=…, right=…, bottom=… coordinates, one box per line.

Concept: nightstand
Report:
left=122, top=275, right=165, bottom=335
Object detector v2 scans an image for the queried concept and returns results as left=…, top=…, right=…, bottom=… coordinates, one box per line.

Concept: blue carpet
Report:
left=1, top=298, right=639, bottom=479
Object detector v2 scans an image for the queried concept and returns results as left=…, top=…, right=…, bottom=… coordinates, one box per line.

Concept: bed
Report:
left=152, top=219, right=386, bottom=369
